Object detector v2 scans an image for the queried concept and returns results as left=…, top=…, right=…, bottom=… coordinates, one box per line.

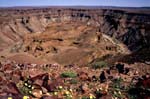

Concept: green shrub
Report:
left=61, top=71, right=77, bottom=78
left=17, top=81, right=31, bottom=95
left=65, top=97, right=72, bottom=99
left=20, top=86, right=32, bottom=95
left=92, top=61, right=107, bottom=69
left=111, top=77, right=123, bottom=91
left=111, top=78, right=126, bottom=99
left=69, top=79, right=78, bottom=84
left=81, top=96, right=88, bottom=99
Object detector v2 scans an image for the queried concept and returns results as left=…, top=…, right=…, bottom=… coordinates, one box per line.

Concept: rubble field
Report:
left=0, top=60, right=149, bottom=99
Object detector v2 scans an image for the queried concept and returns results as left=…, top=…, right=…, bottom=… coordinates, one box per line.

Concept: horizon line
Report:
left=0, top=5, right=150, bottom=8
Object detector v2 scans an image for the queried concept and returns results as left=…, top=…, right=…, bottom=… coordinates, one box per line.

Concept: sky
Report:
left=0, top=0, right=150, bottom=7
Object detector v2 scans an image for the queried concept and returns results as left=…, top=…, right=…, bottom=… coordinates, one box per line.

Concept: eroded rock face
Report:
left=0, top=7, right=149, bottom=51
left=0, top=7, right=149, bottom=65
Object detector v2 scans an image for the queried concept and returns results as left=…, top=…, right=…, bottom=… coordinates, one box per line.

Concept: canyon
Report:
left=0, top=7, right=150, bottom=99
left=0, top=7, right=150, bottom=65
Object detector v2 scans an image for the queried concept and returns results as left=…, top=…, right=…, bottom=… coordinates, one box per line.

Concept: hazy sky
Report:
left=0, top=0, right=150, bottom=7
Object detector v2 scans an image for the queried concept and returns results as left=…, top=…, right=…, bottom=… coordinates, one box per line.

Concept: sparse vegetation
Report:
left=69, top=79, right=78, bottom=84
left=81, top=96, right=89, bottom=99
left=61, top=71, right=77, bottom=78
left=17, top=80, right=32, bottom=95
left=91, top=61, right=108, bottom=69
left=110, top=77, right=126, bottom=99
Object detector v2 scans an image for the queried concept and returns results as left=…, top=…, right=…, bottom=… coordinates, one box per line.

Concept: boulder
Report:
left=6, top=82, right=21, bottom=95
left=45, top=78, right=63, bottom=92
left=81, top=83, right=89, bottom=93
left=116, top=63, right=124, bottom=73
left=32, top=89, right=43, bottom=98
left=78, top=72, right=89, bottom=81
left=99, top=71, right=106, bottom=83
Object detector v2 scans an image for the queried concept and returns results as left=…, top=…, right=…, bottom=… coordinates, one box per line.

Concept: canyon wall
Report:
left=0, top=8, right=150, bottom=51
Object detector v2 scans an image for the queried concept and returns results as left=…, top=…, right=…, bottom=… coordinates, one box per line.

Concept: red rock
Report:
left=100, top=95, right=112, bottom=99
left=11, top=74, right=20, bottom=83
left=32, top=89, right=43, bottom=98
left=31, top=73, right=50, bottom=87
left=41, top=87, right=48, bottom=94
left=3, top=64, right=13, bottom=71
left=45, top=78, right=63, bottom=92
left=78, top=72, right=89, bottom=81
left=31, top=73, right=49, bottom=80
left=141, top=77, right=150, bottom=88
left=81, top=83, right=89, bottom=93
left=12, top=70, right=22, bottom=76
left=27, top=69, right=45, bottom=78
left=51, top=72, right=59, bottom=79
left=0, top=92, right=7, bottom=96
left=6, top=82, right=21, bottom=95
left=33, top=79, right=43, bottom=86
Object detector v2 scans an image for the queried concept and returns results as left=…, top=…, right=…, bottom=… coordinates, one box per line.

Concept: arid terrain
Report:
left=0, top=7, right=150, bottom=99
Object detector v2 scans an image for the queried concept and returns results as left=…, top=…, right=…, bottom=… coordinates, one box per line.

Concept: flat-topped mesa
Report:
left=0, top=8, right=149, bottom=55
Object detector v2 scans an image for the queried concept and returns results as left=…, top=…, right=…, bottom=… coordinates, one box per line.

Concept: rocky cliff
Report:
left=0, top=7, right=150, bottom=52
